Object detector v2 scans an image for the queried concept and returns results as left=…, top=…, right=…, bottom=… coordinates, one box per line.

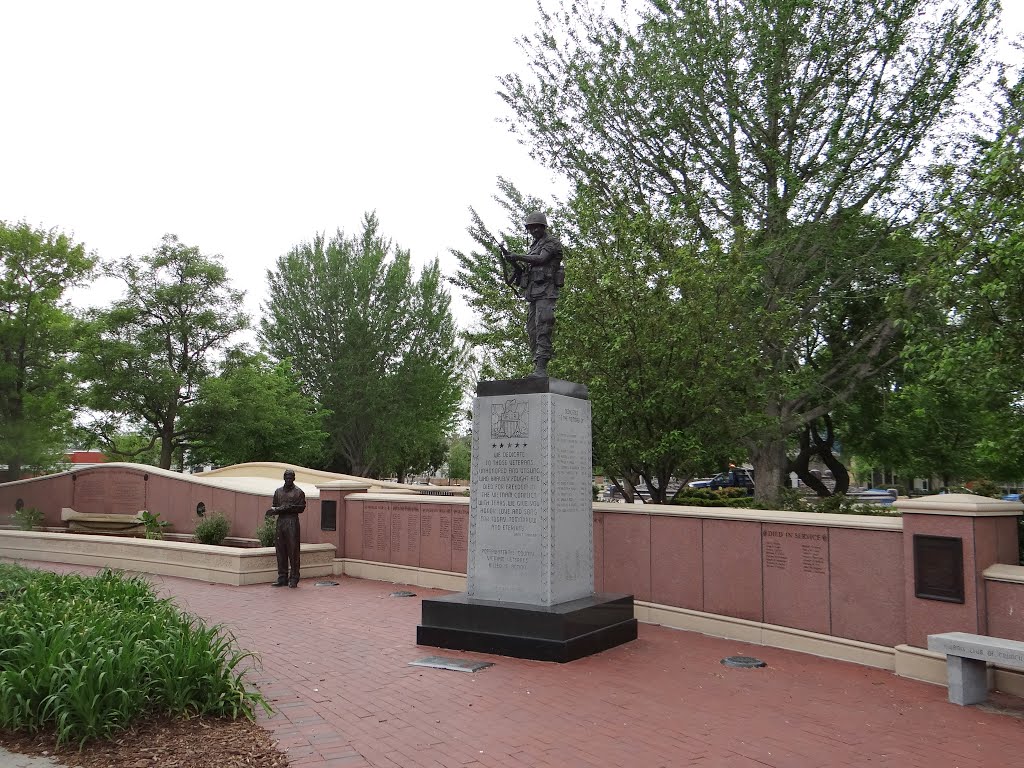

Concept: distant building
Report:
left=67, top=450, right=106, bottom=468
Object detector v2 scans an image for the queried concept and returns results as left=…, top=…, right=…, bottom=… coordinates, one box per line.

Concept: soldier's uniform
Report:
left=504, top=216, right=564, bottom=376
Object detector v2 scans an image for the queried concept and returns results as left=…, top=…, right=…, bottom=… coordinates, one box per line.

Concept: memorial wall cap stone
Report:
left=895, top=493, right=1024, bottom=517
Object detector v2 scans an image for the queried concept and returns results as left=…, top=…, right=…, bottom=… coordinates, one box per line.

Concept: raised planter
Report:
left=0, top=529, right=335, bottom=586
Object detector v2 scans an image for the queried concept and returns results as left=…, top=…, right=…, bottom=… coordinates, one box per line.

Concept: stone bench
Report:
left=927, top=631, right=1024, bottom=705
left=60, top=507, right=146, bottom=535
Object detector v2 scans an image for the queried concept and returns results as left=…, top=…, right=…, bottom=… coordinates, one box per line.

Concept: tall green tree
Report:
left=847, top=73, right=1024, bottom=488
left=260, top=214, right=465, bottom=479
left=0, top=222, right=95, bottom=480
left=500, top=0, right=999, bottom=501
left=447, top=433, right=472, bottom=482
left=79, top=235, right=248, bottom=469
left=183, top=349, right=329, bottom=468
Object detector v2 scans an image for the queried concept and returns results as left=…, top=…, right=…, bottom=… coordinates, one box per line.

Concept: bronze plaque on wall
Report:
left=321, top=500, right=337, bottom=531
left=913, top=534, right=964, bottom=603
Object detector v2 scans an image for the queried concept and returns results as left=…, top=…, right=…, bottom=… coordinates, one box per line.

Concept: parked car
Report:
left=688, top=468, right=755, bottom=494
left=853, top=488, right=898, bottom=506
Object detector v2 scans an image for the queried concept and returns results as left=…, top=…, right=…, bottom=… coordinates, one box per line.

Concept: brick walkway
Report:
left=9, top=562, right=1024, bottom=768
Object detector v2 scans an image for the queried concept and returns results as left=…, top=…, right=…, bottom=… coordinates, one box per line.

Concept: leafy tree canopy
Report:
left=260, top=213, right=466, bottom=480
left=0, top=221, right=95, bottom=480
left=184, top=348, right=329, bottom=469
left=79, top=235, right=248, bottom=469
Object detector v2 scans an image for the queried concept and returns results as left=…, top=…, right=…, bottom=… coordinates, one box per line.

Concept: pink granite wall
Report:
left=343, top=498, right=469, bottom=573
left=972, top=516, right=1020, bottom=632
left=702, top=518, right=763, bottom=621
left=829, top=528, right=905, bottom=647
left=0, top=467, right=321, bottom=543
left=600, top=512, right=652, bottom=601
left=649, top=515, right=702, bottom=610
left=8, top=467, right=1023, bottom=650
left=902, top=515, right=980, bottom=648
left=986, top=580, right=1024, bottom=639
left=762, top=524, right=830, bottom=634
left=0, top=473, right=73, bottom=526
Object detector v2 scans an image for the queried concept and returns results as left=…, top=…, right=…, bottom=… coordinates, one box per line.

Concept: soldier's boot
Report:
left=528, top=357, right=549, bottom=378
left=271, top=576, right=288, bottom=587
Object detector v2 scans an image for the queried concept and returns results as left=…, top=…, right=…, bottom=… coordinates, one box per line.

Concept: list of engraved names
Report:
left=763, top=529, right=828, bottom=575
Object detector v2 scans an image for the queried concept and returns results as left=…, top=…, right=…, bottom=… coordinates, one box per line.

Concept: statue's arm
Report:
left=510, top=240, right=561, bottom=266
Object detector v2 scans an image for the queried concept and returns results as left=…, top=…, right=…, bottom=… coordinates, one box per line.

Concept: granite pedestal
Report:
left=418, top=377, right=637, bottom=662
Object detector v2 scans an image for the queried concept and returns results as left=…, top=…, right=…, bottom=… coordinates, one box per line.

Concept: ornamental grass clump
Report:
left=0, top=564, right=269, bottom=748
left=193, top=511, right=231, bottom=545
left=10, top=506, right=43, bottom=530
left=256, top=514, right=277, bottom=547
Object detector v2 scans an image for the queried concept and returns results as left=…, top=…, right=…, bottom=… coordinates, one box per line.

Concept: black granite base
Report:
left=476, top=377, right=589, bottom=400
left=417, top=592, right=637, bottom=663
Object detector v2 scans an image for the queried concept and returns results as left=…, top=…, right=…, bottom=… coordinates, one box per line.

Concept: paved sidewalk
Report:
left=0, top=750, right=66, bottom=768
left=6, top=561, right=1024, bottom=768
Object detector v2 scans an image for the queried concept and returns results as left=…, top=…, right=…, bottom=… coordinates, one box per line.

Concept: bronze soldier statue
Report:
left=267, top=469, right=306, bottom=587
left=499, top=211, right=565, bottom=378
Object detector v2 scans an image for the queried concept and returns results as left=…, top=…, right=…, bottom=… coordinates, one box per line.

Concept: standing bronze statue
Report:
left=499, top=211, right=564, bottom=378
left=267, top=469, right=306, bottom=587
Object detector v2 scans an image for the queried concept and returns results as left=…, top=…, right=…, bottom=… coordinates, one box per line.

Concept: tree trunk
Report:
left=610, top=477, right=634, bottom=503
left=5, top=462, right=21, bottom=483
left=751, top=438, right=788, bottom=506
left=159, top=425, right=174, bottom=469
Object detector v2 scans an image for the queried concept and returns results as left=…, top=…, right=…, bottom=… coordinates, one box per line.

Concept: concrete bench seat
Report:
left=60, top=507, right=145, bottom=535
left=927, top=632, right=1024, bottom=705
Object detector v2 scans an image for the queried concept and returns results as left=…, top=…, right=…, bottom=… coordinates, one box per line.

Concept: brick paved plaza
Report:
left=10, top=562, right=1024, bottom=768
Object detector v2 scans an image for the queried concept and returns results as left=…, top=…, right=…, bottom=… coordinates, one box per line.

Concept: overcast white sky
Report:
left=2, top=2, right=1022, bottom=334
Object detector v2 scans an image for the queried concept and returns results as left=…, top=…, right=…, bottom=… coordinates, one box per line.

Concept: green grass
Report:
left=0, top=564, right=270, bottom=748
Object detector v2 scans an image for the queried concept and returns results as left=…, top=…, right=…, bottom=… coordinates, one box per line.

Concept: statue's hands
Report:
left=265, top=507, right=277, bottom=518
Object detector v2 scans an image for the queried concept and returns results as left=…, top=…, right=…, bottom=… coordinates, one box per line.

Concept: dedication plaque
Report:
left=913, top=534, right=965, bottom=603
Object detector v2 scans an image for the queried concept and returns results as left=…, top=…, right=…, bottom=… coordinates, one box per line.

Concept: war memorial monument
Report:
left=417, top=213, right=637, bottom=662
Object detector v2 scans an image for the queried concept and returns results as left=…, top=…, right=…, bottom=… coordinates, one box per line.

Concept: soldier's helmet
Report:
left=524, top=212, right=548, bottom=228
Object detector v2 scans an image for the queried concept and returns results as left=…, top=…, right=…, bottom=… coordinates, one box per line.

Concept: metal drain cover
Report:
left=390, top=590, right=417, bottom=597
left=721, top=655, right=767, bottom=668
left=409, top=656, right=493, bottom=673
left=314, top=580, right=340, bottom=586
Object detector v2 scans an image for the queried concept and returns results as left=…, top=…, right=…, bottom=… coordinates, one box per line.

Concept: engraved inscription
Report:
left=75, top=474, right=106, bottom=513
left=361, top=509, right=375, bottom=550
left=801, top=543, right=826, bottom=574
left=376, top=512, right=388, bottom=552
left=765, top=541, right=788, bottom=569
left=110, top=477, right=146, bottom=514
left=469, top=391, right=593, bottom=605
left=407, top=511, right=419, bottom=552
left=451, top=514, right=467, bottom=552
left=763, top=528, right=828, bottom=574
left=390, top=512, right=403, bottom=553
